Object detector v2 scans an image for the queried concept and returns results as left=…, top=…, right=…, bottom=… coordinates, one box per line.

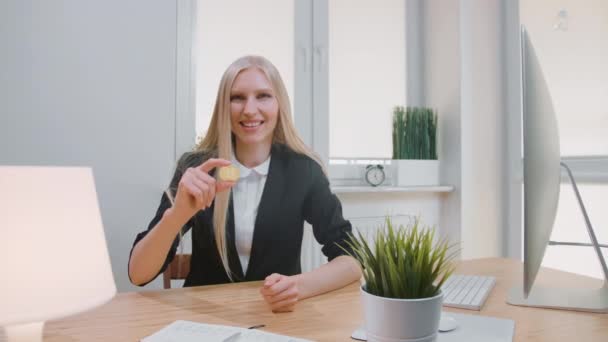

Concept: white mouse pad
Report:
left=351, top=312, right=514, bottom=342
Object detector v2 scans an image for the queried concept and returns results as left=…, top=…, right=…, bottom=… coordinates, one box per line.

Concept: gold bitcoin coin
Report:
left=217, top=165, right=239, bottom=181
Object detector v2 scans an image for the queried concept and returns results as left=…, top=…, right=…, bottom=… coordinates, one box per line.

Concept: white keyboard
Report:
left=441, top=274, right=496, bottom=310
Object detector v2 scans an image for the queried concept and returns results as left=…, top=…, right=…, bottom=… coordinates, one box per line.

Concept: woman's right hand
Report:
left=170, top=158, right=236, bottom=222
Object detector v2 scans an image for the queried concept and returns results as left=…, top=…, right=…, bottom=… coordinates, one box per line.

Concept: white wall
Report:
left=459, top=0, right=505, bottom=259
left=503, top=0, right=524, bottom=260
left=301, top=191, right=445, bottom=272
left=421, top=0, right=507, bottom=259
left=0, top=0, right=181, bottom=291
left=422, top=0, right=463, bottom=250
left=339, top=193, right=442, bottom=232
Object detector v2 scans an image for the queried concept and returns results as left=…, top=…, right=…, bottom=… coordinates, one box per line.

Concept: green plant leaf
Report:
left=392, top=106, right=438, bottom=160
left=344, top=215, right=458, bottom=299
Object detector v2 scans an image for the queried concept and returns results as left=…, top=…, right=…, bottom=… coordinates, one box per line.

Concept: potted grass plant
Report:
left=392, top=106, right=439, bottom=186
left=343, top=217, right=456, bottom=342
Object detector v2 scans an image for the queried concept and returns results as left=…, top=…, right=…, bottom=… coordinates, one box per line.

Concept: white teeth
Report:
left=242, top=122, right=261, bottom=127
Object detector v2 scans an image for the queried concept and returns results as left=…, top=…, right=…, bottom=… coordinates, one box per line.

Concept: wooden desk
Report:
left=44, top=258, right=608, bottom=341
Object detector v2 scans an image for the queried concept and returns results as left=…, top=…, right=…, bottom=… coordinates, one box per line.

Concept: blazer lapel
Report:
left=245, top=145, right=285, bottom=279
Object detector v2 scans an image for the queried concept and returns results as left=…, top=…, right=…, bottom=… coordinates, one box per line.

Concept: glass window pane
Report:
left=195, top=0, right=294, bottom=142
left=542, top=183, right=608, bottom=279
left=328, top=0, right=406, bottom=158
left=520, top=1, right=608, bottom=156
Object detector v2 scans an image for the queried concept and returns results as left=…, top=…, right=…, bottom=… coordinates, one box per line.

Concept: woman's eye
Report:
left=257, top=93, right=272, bottom=99
left=230, top=95, right=244, bottom=101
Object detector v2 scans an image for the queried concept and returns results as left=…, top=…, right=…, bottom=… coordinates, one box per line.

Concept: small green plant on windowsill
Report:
left=392, top=106, right=438, bottom=160
left=343, top=216, right=457, bottom=299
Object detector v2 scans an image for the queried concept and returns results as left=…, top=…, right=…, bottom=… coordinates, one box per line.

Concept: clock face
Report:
left=365, top=166, right=385, bottom=186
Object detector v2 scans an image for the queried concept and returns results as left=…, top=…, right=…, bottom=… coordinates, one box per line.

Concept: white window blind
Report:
left=328, top=0, right=406, bottom=159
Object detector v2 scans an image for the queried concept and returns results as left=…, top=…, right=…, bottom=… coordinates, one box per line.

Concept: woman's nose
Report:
left=243, top=97, right=257, bottom=115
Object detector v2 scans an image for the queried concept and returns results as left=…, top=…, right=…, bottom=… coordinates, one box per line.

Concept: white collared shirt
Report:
left=231, top=153, right=271, bottom=275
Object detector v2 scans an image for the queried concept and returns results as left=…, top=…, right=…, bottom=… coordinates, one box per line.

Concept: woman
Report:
left=128, top=55, right=361, bottom=312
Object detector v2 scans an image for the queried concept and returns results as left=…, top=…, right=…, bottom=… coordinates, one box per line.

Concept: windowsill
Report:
left=331, top=185, right=454, bottom=194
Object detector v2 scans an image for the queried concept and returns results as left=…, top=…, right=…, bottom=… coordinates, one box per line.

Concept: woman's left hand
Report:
left=259, top=273, right=299, bottom=313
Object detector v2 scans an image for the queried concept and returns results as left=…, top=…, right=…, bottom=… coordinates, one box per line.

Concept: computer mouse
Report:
left=439, top=315, right=459, bottom=332
left=350, top=326, right=366, bottom=341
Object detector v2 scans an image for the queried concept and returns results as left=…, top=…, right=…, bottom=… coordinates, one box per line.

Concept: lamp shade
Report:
left=0, top=166, right=116, bottom=326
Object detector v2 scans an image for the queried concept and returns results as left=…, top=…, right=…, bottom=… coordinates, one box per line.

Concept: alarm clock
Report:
left=365, top=164, right=385, bottom=187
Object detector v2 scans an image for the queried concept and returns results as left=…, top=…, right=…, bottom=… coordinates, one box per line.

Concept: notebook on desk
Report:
left=141, top=320, right=312, bottom=342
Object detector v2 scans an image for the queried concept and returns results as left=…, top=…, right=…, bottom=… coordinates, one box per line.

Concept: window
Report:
left=520, top=0, right=608, bottom=279
left=192, top=0, right=406, bottom=176
left=544, top=183, right=608, bottom=279
left=328, top=0, right=406, bottom=159
left=194, top=0, right=295, bottom=142
left=520, top=1, right=608, bottom=156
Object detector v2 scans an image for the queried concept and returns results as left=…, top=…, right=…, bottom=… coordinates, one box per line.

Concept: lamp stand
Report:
left=5, top=322, right=44, bottom=342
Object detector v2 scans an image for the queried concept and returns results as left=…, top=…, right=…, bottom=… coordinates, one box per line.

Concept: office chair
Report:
left=162, top=253, right=191, bottom=289
left=160, top=189, right=192, bottom=289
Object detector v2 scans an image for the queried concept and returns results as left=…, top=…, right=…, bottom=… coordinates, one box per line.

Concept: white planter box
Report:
left=394, top=160, right=440, bottom=186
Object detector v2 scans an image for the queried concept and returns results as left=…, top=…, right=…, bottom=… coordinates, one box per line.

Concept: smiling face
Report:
left=229, top=67, right=279, bottom=150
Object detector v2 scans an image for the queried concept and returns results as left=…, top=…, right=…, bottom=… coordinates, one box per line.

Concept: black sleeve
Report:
left=127, top=152, right=199, bottom=286
left=303, top=160, right=354, bottom=261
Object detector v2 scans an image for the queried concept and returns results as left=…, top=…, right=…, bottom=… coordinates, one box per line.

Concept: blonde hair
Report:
left=197, top=55, right=323, bottom=280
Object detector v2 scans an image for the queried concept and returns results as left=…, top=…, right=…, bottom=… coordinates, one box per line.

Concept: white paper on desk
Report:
left=141, top=320, right=312, bottom=342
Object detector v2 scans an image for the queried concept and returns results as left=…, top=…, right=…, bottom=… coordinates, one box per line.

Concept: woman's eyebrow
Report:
left=231, top=88, right=274, bottom=94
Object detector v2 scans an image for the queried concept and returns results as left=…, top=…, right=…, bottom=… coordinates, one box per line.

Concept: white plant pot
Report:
left=361, top=287, right=443, bottom=342
left=394, top=160, right=439, bottom=186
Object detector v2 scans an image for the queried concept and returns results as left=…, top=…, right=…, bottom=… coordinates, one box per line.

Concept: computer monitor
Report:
left=506, top=27, right=608, bottom=313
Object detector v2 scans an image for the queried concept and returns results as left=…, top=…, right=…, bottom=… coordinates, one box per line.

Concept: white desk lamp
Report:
left=0, top=166, right=116, bottom=341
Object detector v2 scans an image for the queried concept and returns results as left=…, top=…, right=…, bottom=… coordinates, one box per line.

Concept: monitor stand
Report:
left=508, top=284, right=608, bottom=313
left=507, top=162, right=608, bottom=313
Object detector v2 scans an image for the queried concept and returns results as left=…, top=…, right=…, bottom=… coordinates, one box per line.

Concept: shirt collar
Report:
left=230, top=152, right=271, bottom=178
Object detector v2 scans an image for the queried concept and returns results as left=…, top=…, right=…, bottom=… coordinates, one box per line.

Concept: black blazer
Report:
left=129, top=144, right=353, bottom=287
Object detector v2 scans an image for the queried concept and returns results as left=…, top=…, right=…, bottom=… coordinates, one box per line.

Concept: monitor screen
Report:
left=521, top=26, right=561, bottom=298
